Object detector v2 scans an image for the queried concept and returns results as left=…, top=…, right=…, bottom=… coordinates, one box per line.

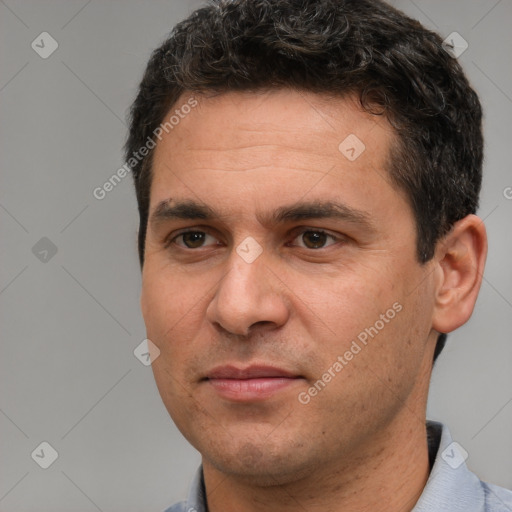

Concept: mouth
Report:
left=203, top=365, right=303, bottom=402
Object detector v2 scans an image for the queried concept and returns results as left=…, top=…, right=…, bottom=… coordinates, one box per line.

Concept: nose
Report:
left=205, top=247, right=290, bottom=337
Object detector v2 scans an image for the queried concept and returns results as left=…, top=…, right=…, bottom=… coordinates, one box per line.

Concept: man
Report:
left=125, top=0, right=512, bottom=510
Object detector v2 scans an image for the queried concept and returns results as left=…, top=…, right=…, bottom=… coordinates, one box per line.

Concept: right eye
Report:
left=168, top=230, right=221, bottom=250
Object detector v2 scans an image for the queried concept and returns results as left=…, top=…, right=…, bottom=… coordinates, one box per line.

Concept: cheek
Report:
left=143, top=276, right=201, bottom=425
left=141, top=269, right=213, bottom=394
left=294, top=260, right=428, bottom=385
left=141, top=266, right=201, bottom=338
left=290, top=266, right=399, bottom=340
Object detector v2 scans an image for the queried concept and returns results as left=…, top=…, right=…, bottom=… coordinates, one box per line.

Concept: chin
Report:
left=204, top=438, right=319, bottom=487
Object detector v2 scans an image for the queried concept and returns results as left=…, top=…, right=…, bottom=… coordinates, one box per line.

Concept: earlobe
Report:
left=432, top=214, right=487, bottom=334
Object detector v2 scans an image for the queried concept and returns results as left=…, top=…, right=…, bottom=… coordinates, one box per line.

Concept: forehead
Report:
left=154, top=89, right=393, bottom=167
left=149, top=89, right=401, bottom=223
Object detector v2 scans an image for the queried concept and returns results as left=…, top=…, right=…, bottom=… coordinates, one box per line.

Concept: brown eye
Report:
left=181, top=232, right=206, bottom=248
left=295, top=230, right=337, bottom=249
left=172, top=231, right=218, bottom=249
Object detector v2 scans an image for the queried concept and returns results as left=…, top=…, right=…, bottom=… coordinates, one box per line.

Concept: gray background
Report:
left=0, top=1, right=511, bottom=510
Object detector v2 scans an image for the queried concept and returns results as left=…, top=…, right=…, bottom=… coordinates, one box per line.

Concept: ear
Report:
left=431, top=214, right=487, bottom=334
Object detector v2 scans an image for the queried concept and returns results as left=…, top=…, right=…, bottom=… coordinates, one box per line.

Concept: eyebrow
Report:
left=149, top=198, right=375, bottom=231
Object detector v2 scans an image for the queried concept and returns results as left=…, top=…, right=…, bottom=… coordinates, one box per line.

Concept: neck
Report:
left=203, top=412, right=431, bottom=512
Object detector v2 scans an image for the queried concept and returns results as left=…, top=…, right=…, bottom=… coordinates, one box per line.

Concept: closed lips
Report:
left=205, top=365, right=301, bottom=380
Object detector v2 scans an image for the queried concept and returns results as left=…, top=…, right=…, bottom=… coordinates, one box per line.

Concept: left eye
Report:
left=291, top=230, right=338, bottom=249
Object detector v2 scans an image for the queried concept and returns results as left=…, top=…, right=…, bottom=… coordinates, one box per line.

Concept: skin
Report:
left=140, top=89, right=487, bottom=511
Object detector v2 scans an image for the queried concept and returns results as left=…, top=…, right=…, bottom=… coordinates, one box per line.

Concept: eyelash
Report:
left=165, top=228, right=342, bottom=251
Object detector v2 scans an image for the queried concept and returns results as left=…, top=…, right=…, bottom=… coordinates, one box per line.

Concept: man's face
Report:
left=141, top=90, right=438, bottom=483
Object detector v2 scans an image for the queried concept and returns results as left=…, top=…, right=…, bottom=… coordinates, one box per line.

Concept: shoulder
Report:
left=162, top=465, right=206, bottom=512
left=162, top=500, right=189, bottom=512
left=482, top=480, right=512, bottom=511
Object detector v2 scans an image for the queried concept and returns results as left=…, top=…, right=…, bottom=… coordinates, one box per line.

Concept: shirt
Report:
left=164, top=420, right=512, bottom=511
